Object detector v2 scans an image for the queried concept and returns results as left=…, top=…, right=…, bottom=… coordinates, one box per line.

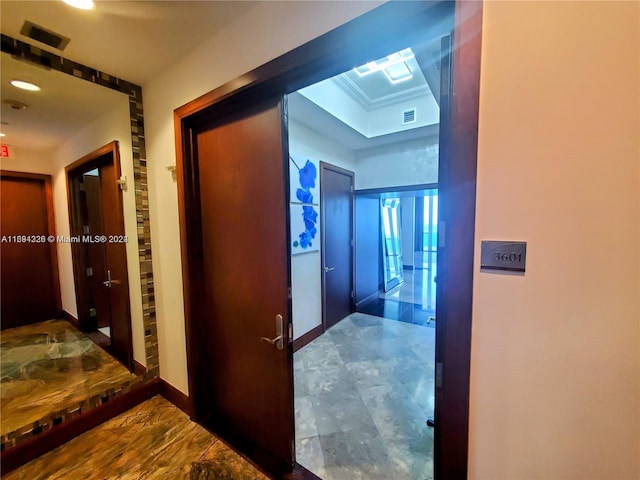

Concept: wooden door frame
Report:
left=0, top=170, right=62, bottom=316
left=65, top=140, right=134, bottom=371
left=175, top=1, right=482, bottom=477
left=319, top=162, right=355, bottom=334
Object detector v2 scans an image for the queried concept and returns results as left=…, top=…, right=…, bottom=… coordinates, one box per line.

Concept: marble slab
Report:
left=1, top=319, right=137, bottom=447
left=5, top=395, right=269, bottom=480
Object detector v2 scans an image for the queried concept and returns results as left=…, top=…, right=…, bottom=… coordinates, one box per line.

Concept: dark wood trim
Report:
left=62, top=309, right=79, bottom=328
left=355, top=182, right=439, bottom=197
left=0, top=379, right=161, bottom=474
left=133, top=360, right=147, bottom=376
left=284, top=463, right=323, bottom=480
left=293, top=324, right=324, bottom=352
left=433, top=2, right=483, bottom=479
left=160, top=379, right=194, bottom=418
left=0, top=170, right=62, bottom=315
left=64, top=141, right=120, bottom=173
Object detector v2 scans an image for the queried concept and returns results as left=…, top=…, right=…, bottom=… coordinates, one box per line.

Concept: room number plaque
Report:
left=480, top=241, right=527, bottom=273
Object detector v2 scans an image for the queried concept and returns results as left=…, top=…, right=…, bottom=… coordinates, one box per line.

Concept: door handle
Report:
left=102, top=270, right=121, bottom=288
left=102, top=270, right=112, bottom=288
left=261, top=314, right=284, bottom=350
left=324, top=266, right=335, bottom=273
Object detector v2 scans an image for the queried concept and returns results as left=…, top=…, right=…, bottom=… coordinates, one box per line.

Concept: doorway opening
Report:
left=66, top=141, right=133, bottom=371
left=290, top=40, right=443, bottom=478
left=175, top=1, right=481, bottom=477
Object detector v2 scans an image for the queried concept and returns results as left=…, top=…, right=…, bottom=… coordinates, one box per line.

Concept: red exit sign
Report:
left=0, top=145, right=9, bottom=158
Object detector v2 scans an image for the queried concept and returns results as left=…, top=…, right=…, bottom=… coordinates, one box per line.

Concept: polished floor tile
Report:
left=358, top=267, right=437, bottom=328
left=5, top=395, right=269, bottom=480
left=295, top=312, right=435, bottom=480
left=0, top=319, right=137, bottom=442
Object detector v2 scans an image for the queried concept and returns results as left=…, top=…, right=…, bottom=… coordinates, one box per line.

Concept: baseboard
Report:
left=355, top=291, right=379, bottom=309
left=62, top=310, right=79, bottom=329
left=133, top=360, right=147, bottom=376
left=1, top=379, right=161, bottom=474
left=160, top=379, right=194, bottom=418
left=293, top=324, right=324, bottom=352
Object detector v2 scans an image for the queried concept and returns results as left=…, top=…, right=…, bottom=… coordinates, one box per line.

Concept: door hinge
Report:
left=86, top=267, right=93, bottom=277
left=291, top=440, right=295, bottom=460
left=288, top=322, right=293, bottom=343
left=350, top=238, right=354, bottom=247
left=83, top=225, right=90, bottom=235
left=89, top=308, right=97, bottom=317
left=436, top=362, right=443, bottom=389
left=350, top=185, right=354, bottom=193
left=350, top=290, right=354, bottom=299
left=288, top=287, right=292, bottom=299
left=438, top=221, right=445, bottom=248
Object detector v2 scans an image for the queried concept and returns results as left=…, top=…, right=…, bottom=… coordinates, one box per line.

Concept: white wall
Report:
left=144, top=1, right=382, bottom=392
left=289, top=120, right=356, bottom=340
left=0, top=147, right=54, bottom=174
left=355, top=135, right=438, bottom=190
left=470, top=1, right=640, bottom=478
left=1, top=98, right=146, bottom=367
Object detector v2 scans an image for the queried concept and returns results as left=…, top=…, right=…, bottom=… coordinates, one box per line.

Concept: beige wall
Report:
left=470, top=1, right=639, bottom=478
left=143, top=0, right=640, bottom=477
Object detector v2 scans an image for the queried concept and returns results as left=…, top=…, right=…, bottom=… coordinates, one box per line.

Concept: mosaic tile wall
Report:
left=0, top=34, right=159, bottom=448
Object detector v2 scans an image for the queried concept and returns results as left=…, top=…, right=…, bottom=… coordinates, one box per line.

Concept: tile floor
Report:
left=0, top=319, right=136, bottom=445
left=359, top=264, right=437, bottom=328
left=294, top=312, right=435, bottom=480
left=5, top=395, right=269, bottom=480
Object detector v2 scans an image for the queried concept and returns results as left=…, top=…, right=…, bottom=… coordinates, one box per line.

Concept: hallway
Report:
left=294, top=312, right=435, bottom=479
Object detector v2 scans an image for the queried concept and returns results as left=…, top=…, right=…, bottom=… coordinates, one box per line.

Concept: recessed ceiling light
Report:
left=10, top=80, right=41, bottom=91
left=62, top=0, right=94, bottom=10
left=0, top=133, right=6, bottom=137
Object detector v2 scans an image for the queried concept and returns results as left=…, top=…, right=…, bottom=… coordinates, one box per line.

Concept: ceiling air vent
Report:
left=403, top=108, right=417, bottom=125
left=20, top=21, right=70, bottom=51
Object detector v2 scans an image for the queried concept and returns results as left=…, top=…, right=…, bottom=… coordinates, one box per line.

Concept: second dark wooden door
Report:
left=321, top=163, right=354, bottom=330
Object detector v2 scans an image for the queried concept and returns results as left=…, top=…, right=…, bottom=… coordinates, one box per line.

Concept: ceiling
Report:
left=0, top=1, right=257, bottom=151
left=0, top=1, right=257, bottom=85
left=0, top=1, right=441, bottom=154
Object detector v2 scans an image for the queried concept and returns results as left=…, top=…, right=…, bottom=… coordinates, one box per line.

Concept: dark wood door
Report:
left=83, top=174, right=111, bottom=328
left=188, top=98, right=293, bottom=473
left=99, top=161, right=132, bottom=368
left=321, top=163, right=354, bottom=330
left=66, top=142, right=132, bottom=371
left=0, top=172, right=60, bottom=329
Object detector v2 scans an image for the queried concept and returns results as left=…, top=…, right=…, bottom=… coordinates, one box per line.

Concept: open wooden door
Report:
left=66, top=141, right=133, bottom=371
left=177, top=96, right=294, bottom=475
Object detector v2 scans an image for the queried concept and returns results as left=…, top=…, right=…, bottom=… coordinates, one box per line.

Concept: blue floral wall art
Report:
left=290, top=155, right=320, bottom=255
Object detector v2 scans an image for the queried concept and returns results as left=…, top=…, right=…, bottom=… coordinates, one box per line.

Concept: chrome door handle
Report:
left=324, top=266, right=335, bottom=273
left=102, top=270, right=121, bottom=287
left=102, top=270, right=112, bottom=288
left=261, top=314, right=284, bottom=350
